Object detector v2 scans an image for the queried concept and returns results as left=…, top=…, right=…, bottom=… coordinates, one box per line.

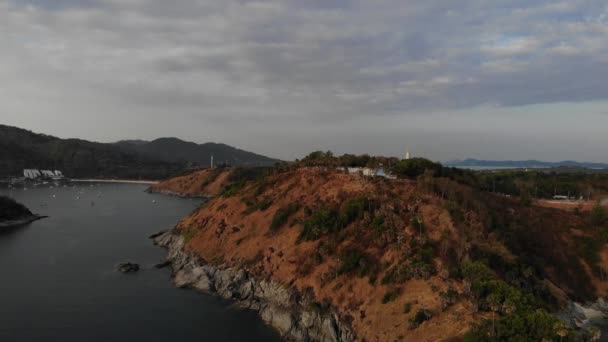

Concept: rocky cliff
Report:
left=153, top=230, right=355, bottom=341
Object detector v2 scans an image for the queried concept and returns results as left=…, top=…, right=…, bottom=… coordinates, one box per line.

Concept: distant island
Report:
left=0, top=196, right=44, bottom=228
left=0, top=125, right=280, bottom=180
left=445, top=158, right=608, bottom=170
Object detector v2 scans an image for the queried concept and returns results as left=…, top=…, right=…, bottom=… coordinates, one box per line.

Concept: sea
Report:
left=0, top=182, right=280, bottom=342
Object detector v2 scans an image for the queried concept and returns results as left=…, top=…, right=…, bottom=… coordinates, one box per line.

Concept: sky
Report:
left=1, top=0, right=608, bottom=162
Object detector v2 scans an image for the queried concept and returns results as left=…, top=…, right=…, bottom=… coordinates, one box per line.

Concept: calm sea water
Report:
left=0, top=183, right=279, bottom=342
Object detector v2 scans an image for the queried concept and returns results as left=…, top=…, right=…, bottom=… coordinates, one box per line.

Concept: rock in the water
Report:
left=117, top=262, right=140, bottom=273
left=154, top=261, right=172, bottom=269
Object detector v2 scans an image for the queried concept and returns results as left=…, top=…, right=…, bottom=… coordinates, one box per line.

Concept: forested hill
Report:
left=114, top=137, right=279, bottom=167
left=0, top=125, right=278, bottom=179
left=0, top=125, right=183, bottom=179
left=0, top=196, right=33, bottom=221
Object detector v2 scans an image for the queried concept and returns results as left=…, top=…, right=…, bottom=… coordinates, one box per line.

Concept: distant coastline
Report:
left=445, top=158, right=608, bottom=170
left=70, top=179, right=159, bottom=185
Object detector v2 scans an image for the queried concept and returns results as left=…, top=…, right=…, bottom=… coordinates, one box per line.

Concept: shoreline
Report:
left=145, top=188, right=212, bottom=199
left=70, top=179, right=159, bottom=185
left=0, top=215, right=47, bottom=229
left=151, top=230, right=355, bottom=342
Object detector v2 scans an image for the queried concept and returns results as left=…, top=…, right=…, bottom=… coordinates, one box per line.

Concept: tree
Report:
left=487, top=293, right=502, bottom=336
left=391, top=158, right=442, bottom=179
left=591, top=203, right=607, bottom=226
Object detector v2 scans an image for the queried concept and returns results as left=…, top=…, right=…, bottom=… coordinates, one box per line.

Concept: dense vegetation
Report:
left=0, top=125, right=278, bottom=179
left=297, top=150, right=399, bottom=169
left=0, top=196, right=32, bottom=221
left=269, top=203, right=300, bottom=232
left=461, top=261, right=582, bottom=341
left=116, top=137, right=278, bottom=167
left=297, top=150, right=608, bottom=200
left=220, top=167, right=271, bottom=197
left=297, top=197, right=371, bottom=242
left=0, top=125, right=183, bottom=179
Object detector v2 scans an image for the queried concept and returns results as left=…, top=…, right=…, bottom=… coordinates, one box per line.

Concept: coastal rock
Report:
left=154, top=261, right=172, bottom=269
left=153, top=230, right=356, bottom=342
left=149, top=230, right=167, bottom=239
left=117, top=262, right=140, bottom=273
left=558, top=298, right=608, bottom=339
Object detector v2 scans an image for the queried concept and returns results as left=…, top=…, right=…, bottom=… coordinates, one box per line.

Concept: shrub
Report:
left=464, top=309, right=582, bottom=342
left=382, top=289, right=400, bottom=304
left=220, top=182, right=246, bottom=197
left=338, top=197, right=370, bottom=227
left=462, top=261, right=495, bottom=284
left=269, top=203, right=300, bottom=232
left=338, top=248, right=375, bottom=278
left=257, top=198, right=273, bottom=211
left=444, top=201, right=465, bottom=224
left=372, top=215, right=386, bottom=230
left=382, top=243, right=437, bottom=284
left=298, top=197, right=372, bottom=242
left=221, top=167, right=270, bottom=197
left=391, top=158, right=442, bottom=179
left=440, top=287, right=458, bottom=310
left=576, top=235, right=602, bottom=272
left=182, top=228, right=197, bottom=244
left=381, top=260, right=435, bottom=284
left=404, top=302, right=413, bottom=314
left=591, top=203, right=607, bottom=226
left=228, top=167, right=269, bottom=184
left=298, top=208, right=340, bottom=242
left=409, top=309, right=432, bottom=329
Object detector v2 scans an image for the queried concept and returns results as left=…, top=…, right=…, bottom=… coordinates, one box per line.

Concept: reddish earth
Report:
left=149, top=168, right=231, bottom=196
left=155, top=167, right=608, bottom=341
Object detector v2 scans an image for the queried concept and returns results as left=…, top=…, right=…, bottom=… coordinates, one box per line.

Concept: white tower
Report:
left=405, top=147, right=411, bottom=160
left=210, top=155, right=214, bottom=169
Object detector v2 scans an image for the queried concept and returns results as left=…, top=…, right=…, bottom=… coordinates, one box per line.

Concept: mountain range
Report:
left=114, top=138, right=278, bottom=166
left=0, top=125, right=279, bottom=179
left=445, top=158, right=608, bottom=169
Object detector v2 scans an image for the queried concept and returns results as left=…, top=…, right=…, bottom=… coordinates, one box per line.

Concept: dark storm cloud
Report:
left=1, top=0, right=608, bottom=161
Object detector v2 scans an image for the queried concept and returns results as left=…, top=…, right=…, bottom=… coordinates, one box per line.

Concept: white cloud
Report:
left=1, top=0, right=608, bottom=160
left=481, top=37, right=541, bottom=57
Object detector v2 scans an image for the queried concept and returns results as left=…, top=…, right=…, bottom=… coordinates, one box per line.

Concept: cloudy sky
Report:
left=1, top=0, right=607, bottom=162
